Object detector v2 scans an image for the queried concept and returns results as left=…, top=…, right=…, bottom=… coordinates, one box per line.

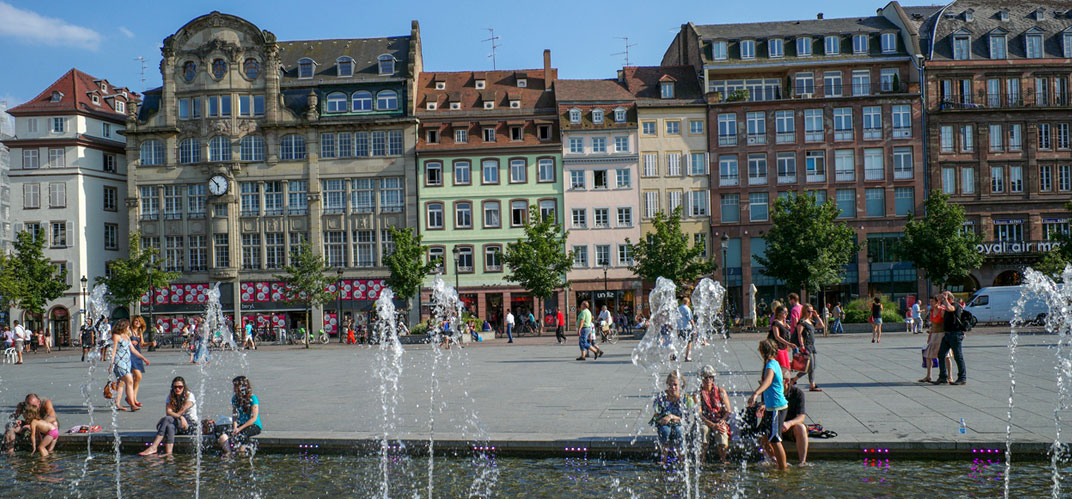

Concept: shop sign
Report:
left=593, top=291, right=617, bottom=300
left=976, top=241, right=1062, bottom=255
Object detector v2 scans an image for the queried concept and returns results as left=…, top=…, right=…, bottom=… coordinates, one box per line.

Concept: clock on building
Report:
left=208, top=175, right=229, bottom=196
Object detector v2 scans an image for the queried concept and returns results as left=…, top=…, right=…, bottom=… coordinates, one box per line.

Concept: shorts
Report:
left=46, top=428, right=59, bottom=440
left=14, top=340, right=23, bottom=350
left=579, top=327, right=592, bottom=351
left=873, top=317, right=883, bottom=325
left=760, top=407, right=787, bottom=443
left=701, top=424, right=730, bottom=448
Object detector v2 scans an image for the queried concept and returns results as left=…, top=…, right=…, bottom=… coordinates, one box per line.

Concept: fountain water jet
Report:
left=373, top=288, right=404, bottom=498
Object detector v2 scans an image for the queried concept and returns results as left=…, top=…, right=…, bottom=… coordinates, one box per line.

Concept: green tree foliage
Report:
left=1033, top=201, right=1072, bottom=281
left=95, top=232, right=179, bottom=315
left=627, top=207, right=716, bottom=285
left=384, top=226, right=436, bottom=301
left=756, top=193, right=858, bottom=297
left=276, top=241, right=335, bottom=348
left=896, top=191, right=984, bottom=289
left=503, top=207, right=573, bottom=320
left=0, top=229, right=68, bottom=315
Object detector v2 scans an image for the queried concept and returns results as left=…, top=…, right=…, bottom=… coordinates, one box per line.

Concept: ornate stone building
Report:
left=124, top=12, right=421, bottom=337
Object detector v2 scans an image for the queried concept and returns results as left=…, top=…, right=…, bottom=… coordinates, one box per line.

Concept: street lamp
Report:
left=720, top=233, right=730, bottom=325
left=80, top=276, right=88, bottom=327
left=602, top=261, right=609, bottom=310
left=452, top=246, right=461, bottom=292
left=336, top=267, right=344, bottom=343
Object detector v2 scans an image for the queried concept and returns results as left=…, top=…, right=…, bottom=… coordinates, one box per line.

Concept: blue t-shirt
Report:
left=677, top=305, right=693, bottom=331
left=233, top=394, right=262, bottom=428
left=762, top=359, right=788, bottom=410
left=245, top=324, right=253, bottom=336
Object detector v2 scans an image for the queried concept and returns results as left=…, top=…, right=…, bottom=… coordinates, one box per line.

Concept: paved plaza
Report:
left=0, top=327, right=1065, bottom=454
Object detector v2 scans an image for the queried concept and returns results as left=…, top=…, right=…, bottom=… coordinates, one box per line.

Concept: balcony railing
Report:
left=711, top=81, right=910, bottom=103
left=940, top=89, right=1069, bottom=110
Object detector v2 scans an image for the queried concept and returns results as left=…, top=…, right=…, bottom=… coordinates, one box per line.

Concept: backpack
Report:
left=954, top=306, right=976, bottom=332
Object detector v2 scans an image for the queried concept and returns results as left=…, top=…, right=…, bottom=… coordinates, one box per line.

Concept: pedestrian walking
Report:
left=870, top=297, right=883, bottom=343
left=679, top=296, right=696, bottom=362
left=933, top=291, right=968, bottom=386
left=505, top=309, right=515, bottom=343
left=791, top=304, right=822, bottom=392
left=12, top=321, right=26, bottom=364
left=831, top=302, right=844, bottom=334
left=575, top=301, right=601, bottom=360
left=554, top=309, right=566, bottom=344
left=911, top=298, right=923, bottom=334
left=787, top=293, right=803, bottom=333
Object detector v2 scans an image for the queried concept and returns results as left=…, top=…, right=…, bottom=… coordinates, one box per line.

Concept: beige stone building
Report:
left=123, top=12, right=421, bottom=337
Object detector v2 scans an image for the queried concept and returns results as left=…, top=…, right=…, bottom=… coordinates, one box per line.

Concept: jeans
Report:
left=506, top=324, right=514, bottom=342
left=155, top=414, right=195, bottom=444
left=555, top=325, right=565, bottom=343
left=832, top=319, right=844, bottom=335
left=937, top=331, right=966, bottom=382
left=657, top=424, right=683, bottom=446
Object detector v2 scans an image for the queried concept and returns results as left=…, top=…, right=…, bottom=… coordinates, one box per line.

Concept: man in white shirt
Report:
left=505, top=309, right=515, bottom=343
left=12, top=321, right=26, bottom=364
left=911, top=299, right=923, bottom=334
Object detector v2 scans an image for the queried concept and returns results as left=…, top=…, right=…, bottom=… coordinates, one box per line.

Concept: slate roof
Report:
left=415, top=69, right=558, bottom=117
left=929, top=0, right=1072, bottom=60
left=621, top=66, right=704, bottom=105
left=8, top=68, right=138, bottom=121
left=694, top=15, right=900, bottom=40
left=277, top=36, right=411, bottom=83
left=553, top=79, right=633, bottom=103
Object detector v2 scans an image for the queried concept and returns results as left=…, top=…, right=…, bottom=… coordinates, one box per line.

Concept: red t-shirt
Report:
left=556, top=311, right=565, bottom=326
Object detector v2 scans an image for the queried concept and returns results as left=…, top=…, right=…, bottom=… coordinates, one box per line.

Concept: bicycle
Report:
left=599, top=324, right=619, bottom=344
left=515, top=321, right=539, bottom=337
left=292, top=328, right=330, bottom=345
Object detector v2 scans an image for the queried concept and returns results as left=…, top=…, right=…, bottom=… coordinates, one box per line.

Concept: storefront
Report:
left=571, top=280, right=639, bottom=325
left=48, top=306, right=70, bottom=347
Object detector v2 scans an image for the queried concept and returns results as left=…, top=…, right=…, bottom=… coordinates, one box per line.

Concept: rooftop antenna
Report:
left=483, top=28, right=501, bottom=70
left=613, top=36, right=637, bottom=66
left=134, top=56, right=148, bottom=90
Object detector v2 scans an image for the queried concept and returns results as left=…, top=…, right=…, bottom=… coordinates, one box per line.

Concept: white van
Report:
left=965, top=286, right=1051, bottom=325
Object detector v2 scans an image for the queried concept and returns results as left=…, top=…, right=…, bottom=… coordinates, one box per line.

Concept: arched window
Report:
left=298, top=58, right=314, bottom=79
left=140, top=140, right=164, bottom=166
left=352, top=91, right=372, bottom=112
left=240, top=135, right=265, bottom=162
left=243, top=58, right=260, bottom=79
left=337, top=57, right=353, bottom=77
left=211, top=59, right=228, bottom=79
left=182, top=61, right=196, bottom=82
left=378, top=54, right=395, bottom=75
left=376, top=90, right=398, bottom=110
left=280, top=134, right=307, bottom=160
left=325, top=92, right=348, bottom=113
left=208, top=136, right=231, bottom=162
left=179, top=138, right=201, bottom=164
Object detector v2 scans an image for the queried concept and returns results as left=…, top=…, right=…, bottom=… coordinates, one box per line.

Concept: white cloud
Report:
left=0, top=2, right=101, bottom=51
left=119, top=26, right=134, bottom=39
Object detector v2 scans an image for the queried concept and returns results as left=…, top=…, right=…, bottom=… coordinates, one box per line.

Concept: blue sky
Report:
left=0, top=0, right=935, bottom=107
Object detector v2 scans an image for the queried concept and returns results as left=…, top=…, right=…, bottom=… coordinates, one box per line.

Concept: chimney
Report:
left=817, top=12, right=823, bottom=19
left=543, top=49, right=553, bottom=91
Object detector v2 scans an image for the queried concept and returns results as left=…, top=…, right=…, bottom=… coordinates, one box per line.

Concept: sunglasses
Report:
left=172, top=385, right=185, bottom=390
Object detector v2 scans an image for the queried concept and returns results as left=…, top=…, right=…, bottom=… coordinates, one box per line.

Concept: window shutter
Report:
left=685, top=191, right=693, bottom=216
left=67, top=221, right=74, bottom=247
left=685, top=152, right=692, bottom=173
left=705, top=153, right=711, bottom=174
left=13, top=222, right=23, bottom=235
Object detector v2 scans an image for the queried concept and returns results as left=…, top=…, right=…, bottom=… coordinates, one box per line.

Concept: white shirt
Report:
left=597, top=310, right=612, bottom=325
left=911, top=302, right=921, bottom=317
left=98, top=323, right=111, bottom=343
left=13, top=325, right=27, bottom=341
left=505, top=313, right=515, bottom=325
left=171, top=391, right=199, bottom=421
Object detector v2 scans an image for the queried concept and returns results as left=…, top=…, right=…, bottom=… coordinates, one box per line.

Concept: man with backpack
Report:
left=934, top=291, right=970, bottom=386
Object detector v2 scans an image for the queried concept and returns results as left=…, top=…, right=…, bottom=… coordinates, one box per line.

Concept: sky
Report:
left=0, top=0, right=940, bottom=108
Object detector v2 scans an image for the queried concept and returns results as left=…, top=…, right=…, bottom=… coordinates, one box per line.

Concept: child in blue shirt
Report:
left=747, top=339, right=789, bottom=470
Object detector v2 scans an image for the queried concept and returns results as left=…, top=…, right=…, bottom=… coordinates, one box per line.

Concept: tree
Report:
left=756, top=192, right=858, bottom=297
left=275, top=241, right=335, bottom=348
left=627, top=207, right=716, bottom=285
left=0, top=229, right=68, bottom=319
left=502, top=207, right=573, bottom=328
left=96, top=232, right=179, bottom=316
left=1032, top=200, right=1072, bottom=281
left=896, top=191, right=984, bottom=289
left=383, top=226, right=436, bottom=304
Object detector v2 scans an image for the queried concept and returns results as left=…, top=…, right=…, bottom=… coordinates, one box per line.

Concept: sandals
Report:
left=918, top=377, right=932, bottom=383
left=809, top=387, right=823, bottom=392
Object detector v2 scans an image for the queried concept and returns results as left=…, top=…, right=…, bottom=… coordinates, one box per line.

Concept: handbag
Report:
left=790, top=351, right=810, bottom=372
left=103, top=380, right=119, bottom=399
left=921, top=347, right=938, bottom=368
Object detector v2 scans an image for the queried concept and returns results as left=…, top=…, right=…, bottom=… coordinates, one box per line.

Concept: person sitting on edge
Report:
left=778, top=369, right=808, bottom=465
left=652, top=370, right=689, bottom=464
left=218, top=376, right=262, bottom=457
left=140, top=376, right=198, bottom=456
left=15, top=402, right=57, bottom=457
left=4, top=394, right=58, bottom=454
left=696, top=365, right=732, bottom=463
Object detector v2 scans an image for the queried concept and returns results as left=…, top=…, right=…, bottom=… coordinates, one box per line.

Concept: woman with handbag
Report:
left=106, top=320, right=143, bottom=412
left=767, top=306, right=792, bottom=369
left=138, top=376, right=197, bottom=456
left=792, top=304, right=823, bottom=392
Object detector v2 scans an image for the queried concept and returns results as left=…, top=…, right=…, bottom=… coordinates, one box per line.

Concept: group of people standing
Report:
left=920, top=291, right=969, bottom=386
left=1, top=320, right=53, bottom=364
left=766, top=293, right=822, bottom=393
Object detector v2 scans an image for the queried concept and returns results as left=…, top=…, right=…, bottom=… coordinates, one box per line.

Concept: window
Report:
left=454, top=246, right=474, bottom=272
left=286, top=180, right=308, bottom=215
left=645, top=191, right=660, bottom=219
left=377, top=54, right=394, bottom=75
left=1044, top=220, right=1070, bottom=241
left=852, top=34, right=868, bottom=54
left=101, top=123, right=111, bottom=138
left=960, top=125, right=974, bottom=152
left=746, top=112, right=766, bottom=144
left=891, top=105, right=911, bottom=138
left=482, top=160, right=499, bottom=184
left=1026, top=34, right=1043, bottom=58
left=665, top=121, right=680, bottom=135
left=373, top=131, right=389, bottom=157
left=510, top=159, right=527, bottom=183
left=347, top=91, right=372, bottom=112
left=568, top=137, right=584, bottom=154
left=953, top=35, right=971, bottom=60
left=51, top=117, right=64, bottom=133
left=425, top=162, right=443, bottom=186
left=615, top=168, right=631, bottom=188
left=988, top=124, right=1003, bottom=151
left=616, top=207, right=633, bottom=227
left=568, top=109, right=581, bottom=124
left=994, top=220, right=1024, bottom=243
left=257, top=232, right=283, bottom=270
left=595, top=245, right=611, bottom=267
left=103, top=223, right=119, bottom=251
left=447, top=161, right=470, bottom=186
left=880, top=69, right=898, bottom=92
left=776, top=152, right=796, bottom=183
left=835, top=149, right=855, bottom=182
left=668, top=191, right=682, bottom=213
left=48, top=148, right=64, bottom=168
left=160, top=185, right=182, bottom=219
left=1010, top=166, right=1023, bottom=193
left=894, top=187, right=914, bottom=216
left=990, top=34, right=1007, bottom=59
left=591, top=137, right=607, bottom=153
left=483, top=201, right=501, bottom=228
left=479, top=127, right=496, bottom=143
left=1060, top=165, right=1072, bottom=191
left=940, top=126, right=954, bottom=152
left=320, top=231, right=344, bottom=267
left=717, top=155, right=739, bottom=187
left=1040, top=165, right=1053, bottom=192
left=47, top=182, right=65, bottom=208
left=688, top=153, right=707, bottom=176
left=643, top=153, right=658, bottom=177
left=775, top=110, right=794, bottom=143
left=572, top=208, right=587, bottom=228
left=206, top=136, right=230, bottom=162
left=426, top=128, right=440, bottom=144
left=350, top=179, right=374, bottom=213
left=426, top=247, right=445, bottom=272
left=893, top=147, right=913, bottom=180
left=375, top=90, right=398, bottom=111
left=319, top=133, right=333, bottom=159
left=936, top=168, right=955, bottom=194
left=795, top=72, right=814, bottom=95
left=747, top=153, right=767, bottom=185
left=573, top=245, right=589, bottom=267
left=1009, top=124, right=1022, bottom=151
left=961, top=167, right=975, bottom=194
left=836, top=189, right=855, bottom=218
left=240, top=233, right=261, bottom=270
left=749, top=193, right=768, bottom=221
left=865, top=188, right=885, bottom=217
left=617, top=244, right=634, bottom=266
left=538, top=158, right=555, bottom=182
left=374, top=177, right=401, bottom=213
left=769, top=38, right=784, bottom=58
left=881, top=32, right=897, bottom=53
left=140, top=186, right=158, bottom=220
left=667, top=153, right=681, bottom=176
left=833, top=108, right=853, bottom=141
left=688, top=191, right=708, bottom=217
left=206, top=95, right=231, bottom=117
left=281, top=134, right=306, bottom=160
left=712, top=40, right=728, bottom=60
left=864, top=148, right=884, bottom=181
left=426, top=203, right=444, bottom=229
left=21, top=183, right=39, bottom=209
left=614, top=136, right=630, bottom=153
left=510, top=200, right=528, bottom=227
left=856, top=106, right=880, bottom=141
left=183, top=61, right=197, bottom=82
left=823, top=71, right=842, bottom=97
left=592, top=109, right=604, bottom=124
left=804, top=109, right=823, bottom=142
left=720, top=194, right=740, bottom=222
left=22, top=150, right=39, bottom=169
left=238, top=182, right=259, bottom=216
left=594, top=169, right=609, bottom=189
left=484, top=246, right=502, bottom=272
left=510, top=126, right=522, bottom=141
left=569, top=170, right=585, bottom=190
left=50, top=222, right=68, bottom=248
left=717, top=113, right=737, bottom=146
left=140, top=140, right=164, bottom=165
left=26, top=118, right=37, bottom=133
left=825, top=35, right=840, bottom=55
left=348, top=230, right=375, bottom=268
left=797, top=37, right=812, bottom=56
left=235, top=135, right=265, bottom=162
left=326, top=92, right=347, bottom=113
left=98, top=185, right=118, bottom=212
left=100, top=153, right=114, bottom=173
left=852, top=70, right=871, bottom=96
left=1039, top=124, right=1051, bottom=150
left=740, top=39, right=755, bottom=59
left=642, top=121, right=656, bottom=136
left=806, top=150, right=826, bottom=182
left=593, top=208, right=609, bottom=228
left=1059, top=124, right=1071, bottom=150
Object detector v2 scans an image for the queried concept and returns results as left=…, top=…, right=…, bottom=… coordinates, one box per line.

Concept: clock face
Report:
left=208, top=175, right=228, bottom=196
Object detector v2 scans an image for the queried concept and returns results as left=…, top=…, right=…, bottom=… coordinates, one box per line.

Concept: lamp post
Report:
left=451, top=246, right=461, bottom=292
left=602, top=261, right=609, bottom=310
left=720, top=233, right=730, bottom=324
left=336, top=267, right=344, bottom=343
left=80, top=275, right=88, bottom=327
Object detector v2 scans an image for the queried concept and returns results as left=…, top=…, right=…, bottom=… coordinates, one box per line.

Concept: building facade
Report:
left=2, top=69, right=138, bottom=344
left=124, top=12, right=420, bottom=337
left=555, top=79, right=641, bottom=320
left=924, top=0, right=1072, bottom=292
left=415, top=52, right=562, bottom=329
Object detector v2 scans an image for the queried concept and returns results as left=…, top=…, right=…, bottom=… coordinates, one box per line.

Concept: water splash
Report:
left=373, top=288, right=404, bottom=499
left=72, top=284, right=109, bottom=497
left=631, top=277, right=683, bottom=373
left=426, top=275, right=462, bottom=498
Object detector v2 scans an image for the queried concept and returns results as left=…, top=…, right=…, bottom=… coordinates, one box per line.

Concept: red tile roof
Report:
left=7, top=68, right=139, bottom=121
left=553, top=79, right=634, bottom=102
left=621, top=66, right=705, bottom=103
left=416, top=68, right=557, bottom=115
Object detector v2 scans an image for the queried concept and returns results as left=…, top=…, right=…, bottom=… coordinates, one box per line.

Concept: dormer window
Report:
left=797, top=37, right=813, bottom=56
left=964, top=9, right=974, bottom=22
left=475, top=80, right=486, bottom=89
left=483, top=100, right=494, bottom=110
left=337, top=57, right=353, bottom=77
left=952, top=32, right=971, bottom=60
left=298, top=58, right=315, bottom=79
left=377, top=54, right=395, bottom=75
left=100, top=82, right=108, bottom=93
left=450, top=102, right=461, bottom=110
left=49, top=91, right=63, bottom=103
left=660, top=82, right=675, bottom=99
left=1026, top=32, right=1044, bottom=58
left=1064, top=31, right=1072, bottom=58
left=510, top=99, right=521, bottom=108
left=711, top=40, right=728, bottom=60
left=426, top=100, right=437, bottom=110
left=435, top=81, right=446, bottom=90
left=592, top=109, right=604, bottom=124
left=999, top=10, right=1009, bottom=22
left=824, top=35, right=840, bottom=55
left=614, top=107, right=626, bottom=123
left=326, top=92, right=347, bottom=113
left=115, top=100, right=125, bottom=114
left=740, top=39, right=755, bottom=59
left=989, top=33, right=1007, bottom=59
left=852, top=34, right=869, bottom=54
left=881, top=33, right=897, bottom=53
left=1034, top=8, right=1045, bottom=21
left=568, top=108, right=581, bottom=124
left=768, top=38, right=784, bottom=58
left=91, top=94, right=100, bottom=105
left=517, top=78, right=527, bottom=88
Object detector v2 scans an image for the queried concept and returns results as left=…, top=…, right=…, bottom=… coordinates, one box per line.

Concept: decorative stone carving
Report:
left=355, top=216, right=371, bottom=229
left=191, top=222, right=204, bottom=233
left=325, top=217, right=340, bottom=229
left=241, top=220, right=256, bottom=232
left=209, top=119, right=231, bottom=136
left=190, top=38, right=242, bottom=62
left=125, top=197, right=140, bottom=208
left=306, top=192, right=321, bottom=203
left=291, top=218, right=307, bottom=230
left=266, top=218, right=280, bottom=232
